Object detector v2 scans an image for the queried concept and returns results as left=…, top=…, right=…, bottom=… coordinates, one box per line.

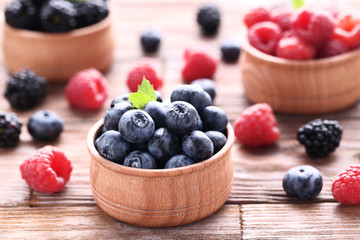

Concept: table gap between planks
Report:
left=1, top=0, right=360, bottom=239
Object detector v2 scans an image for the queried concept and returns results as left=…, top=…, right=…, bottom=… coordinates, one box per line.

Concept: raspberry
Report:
left=181, top=49, right=217, bottom=83
left=126, top=58, right=163, bottom=92
left=244, top=7, right=271, bottom=29
left=276, top=36, right=316, bottom=60
left=196, top=4, right=221, bottom=35
left=292, top=9, right=335, bottom=45
left=318, top=39, right=349, bottom=58
left=333, top=15, right=360, bottom=50
left=332, top=166, right=360, bottom=205
left=0, top=112, right=22, bottom=148
left=248, top=21, right=282, bottom=55
left=20, top=145, right=72, bottom=193
left=233, top=103, right=280, bottom=147
left=65, top=68, right=108, bottom=110
left=271, top=7, right=292, bottom=31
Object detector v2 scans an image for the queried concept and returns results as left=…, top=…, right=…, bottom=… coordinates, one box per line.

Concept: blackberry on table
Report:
left=0, top=112, right=22, bottom=148
left=196, top=4, right=221, bottom=36
left=4, top=69, right=47, bottom=110
left=5, top=0, right=38, bottom=30
left=73, top=0, right=109, bottom=29
left=40, top=0, right=77, bottom=32
left=297, top=119, right=342, bottom=158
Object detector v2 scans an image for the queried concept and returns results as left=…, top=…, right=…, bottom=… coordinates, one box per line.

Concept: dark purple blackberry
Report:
left=73, top=0, right=109, bottom=29
left=40, top=0, right=77, bottom=32
left=297, top=119, right=342, bottom=158
left=5, top=0, right=38, bottom=30
left=0, top=112, right=22, bottom=148
left=196, top=4, right=221, bottom=36
left=4, top=69, right=47, bottom=110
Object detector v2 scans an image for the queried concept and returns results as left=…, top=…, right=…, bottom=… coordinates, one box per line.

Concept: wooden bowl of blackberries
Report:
left=87, top=80, right=234, bottom=227
left=3, top=0, right=114, bottom=82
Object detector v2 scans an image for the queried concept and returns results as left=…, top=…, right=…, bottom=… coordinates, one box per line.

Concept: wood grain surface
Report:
left=1, top=0, right=360, bottom=239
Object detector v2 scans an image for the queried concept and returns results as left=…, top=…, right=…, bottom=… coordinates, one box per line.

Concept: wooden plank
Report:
left=242, top=203, right=360, bottom=240
left=0, top=205, right=241, bottom=240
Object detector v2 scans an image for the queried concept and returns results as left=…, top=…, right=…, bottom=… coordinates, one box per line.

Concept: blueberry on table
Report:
left=200, top=106, right=228, bottom=132
left=164, top=101, right=201, bottom=135
left=123, top=150, right=157, bottom=169
left=40, top=0, right=77, bottom=32
left=147, top=128, right=181, bottom=165
left=5, top=0, right=38, bottom=30
left=170, top=84, right=211, bottom=110
left=165, top=154, right=195, bottom=169
left=205, top=131, right=227, bottom=154
left=95, top=130, right=130, bottom=164
left=221, top=40, right=241, bottom=62
left=27, top=110, right=63, bottom=141
left=197, top=4, right=221, bottom=36
left=143, top=101, right=167, bottom=129
left=191, top=78, right=216, bottom=101
left=118, top=109, right=155, bottom=143
left=140, top=30, right=161, bottom=53
left=104, top=101, right=134, bottom=131
left=282, top=165, right=323, bottom=200
left=110, top=93, right=132, bottom=108
left=182, top=130, right=214, bottom=162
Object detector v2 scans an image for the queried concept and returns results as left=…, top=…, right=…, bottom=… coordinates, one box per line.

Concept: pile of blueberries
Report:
left=5, top=0, right=108, bottom=32
left=95, top=79, right=229, bottom=169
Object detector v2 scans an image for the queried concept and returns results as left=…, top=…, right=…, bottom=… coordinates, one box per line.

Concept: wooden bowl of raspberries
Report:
left=2, top=0, right=114, bottom=82
left=87, top=79, right=234, bottom=227
left=240, top=6, right=360, bottom=114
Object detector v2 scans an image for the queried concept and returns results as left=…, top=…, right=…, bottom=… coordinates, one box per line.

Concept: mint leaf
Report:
left=292, top=0, right=304, bottom=9
left=129, top=77, right=156, bottom=109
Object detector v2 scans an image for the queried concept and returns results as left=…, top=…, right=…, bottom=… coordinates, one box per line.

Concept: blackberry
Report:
left=73, top=0, right=109, bottom=29
left=196, top=4, right=221, bottom=36
left=0, top=112, right=22, bottom=148
left=5, top=69, right=47, bottom=110
left=297, top=119, right=342, bottom=158
left=40, top=0, right=77, bottom=32
left=5, top=0, right=38, bottom=30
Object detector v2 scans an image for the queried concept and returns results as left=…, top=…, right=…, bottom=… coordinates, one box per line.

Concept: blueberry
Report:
left=147, top=128, right=181, bottom=165
left=118, top=109, right=155, bottom=143
left=191, top=78, right=216, bottom=101
left=165, top=154, right=195, bottom=169
left=200, top=106, right=228, bottom=132
left=182, top=130, right=214, bottom=162
left=221, top=40, right=241, bottom=62
left=110, top=93, right=131, bottom=107
left=282, top=165, right=323, bottom=200
left=143, top=101, right=166, bottom=129
left=170, top=84, right=212, bottom=110
left=130, top=141, right=148, bottom=151
left=123, top=150, right=157, bottom=169
left=27, top=110, right=63, bottom=141
left=104, top=102, right=134, bottom=130
left=164, top=101, right=201, bottom=135
left=140, top=30, right=161, bottom=53
left=205, top=131, right=227, bottom=154
left=155, top=91, right=163, bottom=102
left=95, top=130, right=131, bottom=164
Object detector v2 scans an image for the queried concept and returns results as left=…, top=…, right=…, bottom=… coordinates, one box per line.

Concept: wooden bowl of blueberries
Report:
left=240, top=6, right=360, bottom=114
left=87, top=80, right=234, bottom=227
left=2, top=0, right=114, bottom=82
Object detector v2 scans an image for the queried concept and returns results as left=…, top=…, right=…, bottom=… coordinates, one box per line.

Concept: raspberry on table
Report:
left=0, top=112, right=22, bottom=148
left=196, top=4, right=221, bottom=36
left=332, top=165, right=360, bottom=205
left=40, top=0, right=77, bottom=32
left=333, top=14, right=360, bottom=50
left=276, top=36, right=316, bottom=60
left=65, top=68, right=109, bottom=110
left=4, top=69, right=47, bottom=111
left=181, top=49, right=217, bottom=83
left=233, top=103, right=280, bottom=147
left=5, top=0, right=38, bottom=30
left=20, top=145, right=72, bottom=193
left=318, top=39, right=349, bottom=58
left=247, top=21, right=282, bottom=55
left=244, top=7, right=271, bottom=29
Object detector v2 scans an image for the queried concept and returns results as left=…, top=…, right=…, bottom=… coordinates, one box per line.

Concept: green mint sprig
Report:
left=292, top=0, right=305, bottom=9
left=129, top=77, right=156, bottom=109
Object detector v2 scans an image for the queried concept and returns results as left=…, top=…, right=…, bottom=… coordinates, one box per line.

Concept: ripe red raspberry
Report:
left=319, top=39, right=349, bottom=58
left=20, top=145, right=73, bottom=193
left=271, top=7, right=292, bottom=31
left=292, top=9, right=335, bottom=45
left=127, top=58, right=163, bottom=92
left=181, top=49, right=217, bottom=83
left=244, top=7, right=271, bottom=29
left=248, top=21, right=282, bottom=55
left=276, top=36, right=316, bottom=60
left=65, top=68, right=108, bottom=110
left=332, top=166, right=360, bottom=205
left=333, top=15, right=360, bottom=50
left=234, top=103, right=280, bottom=147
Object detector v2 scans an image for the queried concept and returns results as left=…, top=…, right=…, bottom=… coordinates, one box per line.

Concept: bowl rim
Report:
left=3, top=14, right=112, bottom=39
left=241, top=36, right=360, bottom=67
left=87, top=119, right=234, bottom=178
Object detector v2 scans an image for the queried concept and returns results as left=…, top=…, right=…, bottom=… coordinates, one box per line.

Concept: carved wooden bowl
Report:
left=87, top=119, right=234, bottom=228
left=240, top=38, right=360, bottom=114
left=2, top=16, right=114, bottom=82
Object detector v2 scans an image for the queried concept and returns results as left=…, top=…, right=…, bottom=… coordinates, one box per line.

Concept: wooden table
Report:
left=1, top=1, right=360, bottom=239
